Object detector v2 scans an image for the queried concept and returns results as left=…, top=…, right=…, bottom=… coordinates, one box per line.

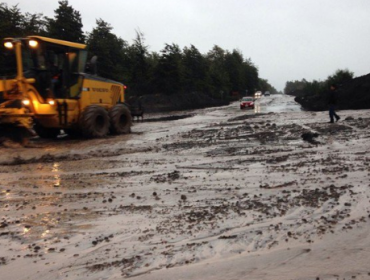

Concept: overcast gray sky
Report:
left=5, top=0, right=370, bottom=91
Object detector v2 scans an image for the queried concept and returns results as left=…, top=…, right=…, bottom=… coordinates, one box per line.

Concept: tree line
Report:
left=0, top=0, right=278, bottom=100
left=284, top=69, right=354, bottom=97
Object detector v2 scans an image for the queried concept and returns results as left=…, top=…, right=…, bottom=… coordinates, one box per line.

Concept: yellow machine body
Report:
left=0, top=36, right=130, bottom=139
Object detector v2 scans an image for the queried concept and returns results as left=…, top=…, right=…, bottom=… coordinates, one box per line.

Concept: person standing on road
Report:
left=327, top=84, right=340, bottom=123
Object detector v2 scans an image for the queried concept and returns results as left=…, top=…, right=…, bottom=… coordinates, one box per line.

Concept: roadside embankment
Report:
left=294, top=73, right=370, bottom=111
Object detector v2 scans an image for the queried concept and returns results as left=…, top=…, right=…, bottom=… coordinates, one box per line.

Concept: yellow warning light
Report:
left=4, top=42, right=13, bottom=49
left=22, top=99, right=31, bottom=106
left=28, top=40, right=38, bottom=48
left=47, top=99, right=56, bottom=106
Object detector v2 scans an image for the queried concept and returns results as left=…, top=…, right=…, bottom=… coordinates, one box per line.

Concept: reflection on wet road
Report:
left=239, top=95, right=301, bottom=115
left=52, top=163, right=61, bottom=187
left=254, top=95, right=301, bottom=113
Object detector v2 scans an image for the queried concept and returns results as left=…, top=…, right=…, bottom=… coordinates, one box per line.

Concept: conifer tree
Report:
left=47, top=0, right=84, bottom=43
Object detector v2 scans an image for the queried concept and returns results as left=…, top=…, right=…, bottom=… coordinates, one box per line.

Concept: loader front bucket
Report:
left=0, top=105, right=34, bottom=146
left=0, top=123, right=34, bottom=146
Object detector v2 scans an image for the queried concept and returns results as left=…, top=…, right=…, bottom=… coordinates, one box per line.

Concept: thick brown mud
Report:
left=1, top=95, right=370, bottom=280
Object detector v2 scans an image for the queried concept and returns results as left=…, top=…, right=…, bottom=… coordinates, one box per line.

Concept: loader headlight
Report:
left=4, top=42, right=13, bottom=49
left=22, top=99, right=31, bottom=106
left=47, top=99, right=55, bottom=105
left=28, top=40, right=38, bottom=48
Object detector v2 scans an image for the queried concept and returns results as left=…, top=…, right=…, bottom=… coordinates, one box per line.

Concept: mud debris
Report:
left=1, top=96, right=370, bottom=280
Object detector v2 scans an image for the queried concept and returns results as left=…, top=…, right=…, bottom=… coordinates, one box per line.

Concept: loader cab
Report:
left=25, top=37, right=87, bottom=101
left=1, top=36, right=87, bottom=103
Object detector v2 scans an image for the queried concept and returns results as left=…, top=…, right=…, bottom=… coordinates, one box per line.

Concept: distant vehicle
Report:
left=264, top=91, right=271, bottom=96
left=240, top=97, right=255, bottom=109
left=254, top=91, right=262, bottom=99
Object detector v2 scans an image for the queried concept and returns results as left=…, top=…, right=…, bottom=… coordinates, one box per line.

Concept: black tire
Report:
left=79, top=105, right=110, bottom=138
left=109, top=104, right=132, bottom=134
left=34, top=123, right=60, bottom=139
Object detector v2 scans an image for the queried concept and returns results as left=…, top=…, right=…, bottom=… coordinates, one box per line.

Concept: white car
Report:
left=254, top=91, right=262, bottom=99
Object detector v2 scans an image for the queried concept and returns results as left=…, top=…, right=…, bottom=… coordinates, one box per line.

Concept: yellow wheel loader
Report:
left=0, top=36, right=131, bottom=143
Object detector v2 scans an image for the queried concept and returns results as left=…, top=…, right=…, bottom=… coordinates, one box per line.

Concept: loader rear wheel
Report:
left=80, top=105, right=110, bottom=138
left=34, top=123, right=60, bottom=139
left=109, top=104, right=132, bottom=134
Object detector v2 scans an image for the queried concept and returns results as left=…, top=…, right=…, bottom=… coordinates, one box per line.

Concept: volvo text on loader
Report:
left=0, top=36, right=131, bottom=144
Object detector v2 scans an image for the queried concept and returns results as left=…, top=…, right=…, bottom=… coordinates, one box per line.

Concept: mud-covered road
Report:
left=1, top=95, right=370, bottom=280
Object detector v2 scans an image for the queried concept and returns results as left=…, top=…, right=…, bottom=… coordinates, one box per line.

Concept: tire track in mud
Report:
left=0, top=147, right=154, bottom=166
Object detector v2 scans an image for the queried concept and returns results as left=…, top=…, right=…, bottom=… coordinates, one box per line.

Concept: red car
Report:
left=240, top=97, right=255, bottom=109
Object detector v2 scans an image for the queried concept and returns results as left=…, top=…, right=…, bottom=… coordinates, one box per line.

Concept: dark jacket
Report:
left=327, top=89, right=337, bottom=105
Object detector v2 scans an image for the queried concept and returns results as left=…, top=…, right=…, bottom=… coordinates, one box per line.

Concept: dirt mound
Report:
left=294, top=73, right=370, bottom=111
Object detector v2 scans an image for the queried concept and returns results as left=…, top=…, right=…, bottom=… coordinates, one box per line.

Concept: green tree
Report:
left=284, top=69, right=354, bottom=97
left=0, top=3, right=23, bottom=37
left=0, top=3, right=48, bottom=38
left=22, top=12, right=48, bottom=35
left=326, top=69, right=354, bottom=87
left=258, top=78, right=269, bottom=93
left=86, top=19, right=127, bottom=81
left=206, top=45, right=230, bottom=98
left=47, top=0, right=84, bottom=43
left=183, top=45, right=210, bottom=93
left=258, top=78, right=278, bottom=94
left=153, top=43, right=184, bottom=95
left=224, top=49, right=245, bottom=93
left=284, top=79, right=307, bottom=95
left=125, top=30, right=153, bottom=96
left=242, top=58, right=259, bottom=95
left=302, top=80, right=323, bottom=96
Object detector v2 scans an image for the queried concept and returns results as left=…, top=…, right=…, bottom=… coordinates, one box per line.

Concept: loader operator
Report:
left=33, top=50, right=64, bottom=100
left=47, top=52, right=64, bottom=98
